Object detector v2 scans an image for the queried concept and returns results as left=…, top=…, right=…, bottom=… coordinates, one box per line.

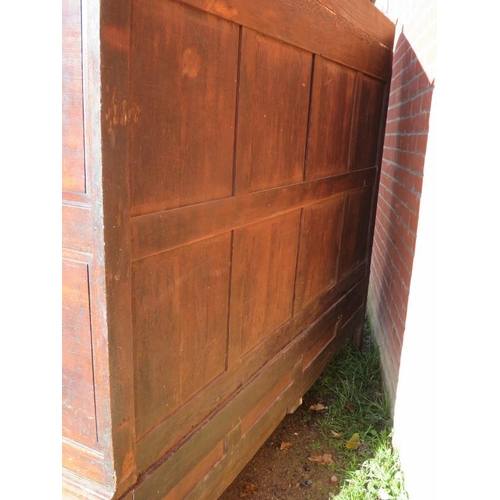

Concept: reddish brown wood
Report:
left=130, top=168, right=376, bottom=261
left=236, top=29, right=311, bottom=192
left=132, top=233, right=232, bottom=438
left=178, top=0, right=392, bottom=79
left=62, top=0, right=85, bottom=194
left=306, top=58, right=357, bottom=180
left=351, top=74, right=387, bottom=171
left=62, top=259, right=97, bottom=446
left=229, top=212, right=301, bottom=360
left=62, top=0, right=394, bottom=497
left=339, top=187, right=374, bottom=279
left=294, top=195, right=346, bottom=310
left=129, top=0, right=239, bottom=216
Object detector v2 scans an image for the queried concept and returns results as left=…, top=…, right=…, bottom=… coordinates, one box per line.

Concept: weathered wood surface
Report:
left=62, top=0, right=394, bottom=497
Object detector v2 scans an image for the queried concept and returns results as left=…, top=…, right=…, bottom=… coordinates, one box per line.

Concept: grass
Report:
left=309, top=319, right=408, bottom=500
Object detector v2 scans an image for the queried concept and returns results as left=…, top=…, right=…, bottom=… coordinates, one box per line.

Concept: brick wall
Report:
left=368, top=0, right=436, bottom=403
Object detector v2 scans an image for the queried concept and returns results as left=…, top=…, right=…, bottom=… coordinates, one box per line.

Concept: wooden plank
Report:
left=351, top=74, right=387, bottom=170
left=229, top=212, right=301, bottom=361
left=62, top=0, right=85, bottom=194
left=306, top=58, right=356, bottom=180
left=62, top=203, right=92, bottom=252
left=317, top=0, right=395, bottom=49
left=177, top=0, right=393, bottom=79
left=338, top=187, right=374, bottom=279
left=132, top=234, right=232, bottom=439
left=129, top=0, right=239, bottom=216
left=163, top=441, right=224, bottom=500
left=62, top=439, right=106, bottom=487
left=130, top=168, right=376, bottom=261
left=98, top=0, right=138, bottom=494
left=62, top=468, right=114, bottom=500
left=135, top=264, right=365, bottom=472
left=62, top=259, right=97, bottom=446
left=294, top=195, right=345, bottom=310
left=236, top=28, right=311, bottom=192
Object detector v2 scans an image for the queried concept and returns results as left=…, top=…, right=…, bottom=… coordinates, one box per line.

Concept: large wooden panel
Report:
left=132, top=234, right=232, bottom=438
left=338, top=187, right=374, bottom=278
left=236, top=29, right=311, bottom=192
left=62, top=259, right=97, bottom=446
left=129, top=0, right=239, bottom=215
left=229, top=212, right=301, bottom=360
left=294, top=195, right=345, bottom=310
left=306, top=58, right=356, bottom=179
left=62, top=0, right=85, bottom=193
left=351, top=74, right=386, bottom=170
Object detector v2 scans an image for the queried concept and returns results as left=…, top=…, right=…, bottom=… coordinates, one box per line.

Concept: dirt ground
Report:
left=219, top=389, right=339, bottom=500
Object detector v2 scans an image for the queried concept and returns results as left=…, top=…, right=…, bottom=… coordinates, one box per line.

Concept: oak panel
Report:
left=294, top=195, right=345, bottom=310
left=306, top=58, right=356, bottom=179
left=351, top=74, right=386, bottom=170
left=135, top=264, right=365, bottom=472
left=62, top=203, right=92, bottom=253
left=132, top=233, right=232, bottom=438
left=62, top=0, right=85, bottom=193
left=178, top=0, right=393, bottom=79
left=236, top=29, right=311, bottom=192
left=229, top=212, right=301, bottom=360
left=129, top=0, right=239, bottom=215
left=338, top=187, right=373, bottom=279
left=62, top=259, right=97, bottom=446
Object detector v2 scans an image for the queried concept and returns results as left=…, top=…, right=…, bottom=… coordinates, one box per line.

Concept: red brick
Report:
left=421, top=88, right=433, bottom=111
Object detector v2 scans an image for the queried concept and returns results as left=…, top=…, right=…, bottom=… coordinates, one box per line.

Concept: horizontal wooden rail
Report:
left=131, top=168, right=376, bottom=261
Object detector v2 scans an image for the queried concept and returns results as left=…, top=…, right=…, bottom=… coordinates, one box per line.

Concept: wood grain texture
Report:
left=178, top=0, right=393, bottom=79
left=132, top=233, right=232, bottom=439
left=306, top=58, right=356, bottom=179
left=62, top=204, right=92, bottom=253
left=62, top=0, right=85, bottom=194
left=130, top=168, right=376, bottom=261
left=130, top=279, right=366, bottom=500
left=229, top=212, right=301, bottom=360
left=135, top=264, right=365, bottom=472
left=62, top=259, right=97, bottom=446
left=236, top=29, right=311, bottom=192
left=338, top=187, right=374, bottom=279
left=351, top=74, right=386, bottom=171
left=317, top=0, right=395, bottom=49
left=99, top=0, right=138, bottom=494
left=294, top=195, right=345, bottom=310
left=129, top=0, right=239, bottom=215
left=63, top=0, right=394, bottom=496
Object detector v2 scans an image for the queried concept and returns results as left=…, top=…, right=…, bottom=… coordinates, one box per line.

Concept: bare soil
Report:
left=219, top=389, right=339, bottom=500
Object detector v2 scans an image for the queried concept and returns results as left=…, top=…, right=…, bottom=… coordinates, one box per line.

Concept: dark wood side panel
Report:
left=132, top=233, right=232, bottom=439
left=236, top=29, right=311, bottom=192
left=62, top=0, right=85, bottom=194
left=229, top=212, right=301, bottom=361
left=294, top=195, right=345, bottom=310
left=129, top=0, right=239, bottom=216
left=306, top=58, right=357, bottom=179
left=351, top=74, right=386, bottom=171
left=62, top=259, right=97, bottom=446
left=338, top=187, right=374, bottom=279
